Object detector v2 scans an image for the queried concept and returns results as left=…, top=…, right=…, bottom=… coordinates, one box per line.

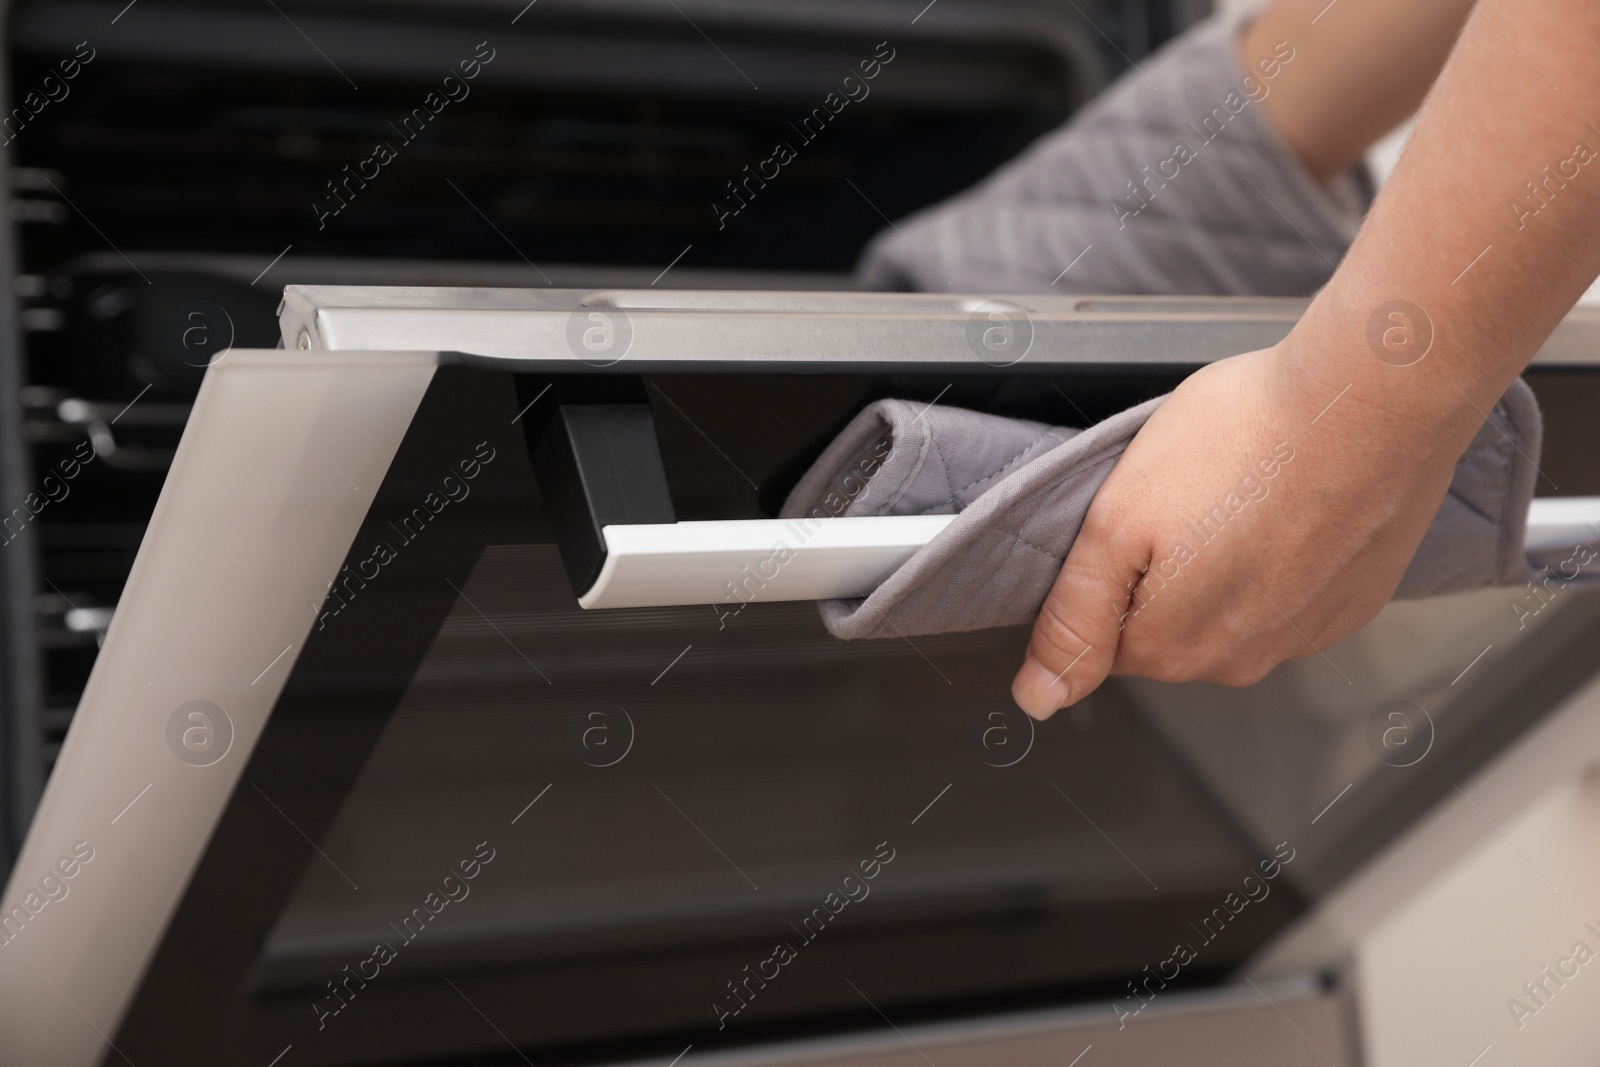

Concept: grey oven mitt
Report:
left=779, top=382, right=1545, bottom=640
left=856, top=9, right=1370, bottom=297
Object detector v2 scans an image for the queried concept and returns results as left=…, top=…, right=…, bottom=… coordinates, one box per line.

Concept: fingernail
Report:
left=1012, top=657, right=1070, bottom=721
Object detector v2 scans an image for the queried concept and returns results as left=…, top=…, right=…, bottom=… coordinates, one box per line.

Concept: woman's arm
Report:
left=1012, top=0, right=1600, bottom=718
left=1243, top=0, right=1472, bottom=182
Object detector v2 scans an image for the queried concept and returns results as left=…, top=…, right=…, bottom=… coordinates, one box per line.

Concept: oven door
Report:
left=4, top=291, right=1600, bottom=1067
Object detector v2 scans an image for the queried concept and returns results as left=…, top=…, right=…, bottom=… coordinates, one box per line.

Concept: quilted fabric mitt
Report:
left=780, top=381, right=1543, bottom=640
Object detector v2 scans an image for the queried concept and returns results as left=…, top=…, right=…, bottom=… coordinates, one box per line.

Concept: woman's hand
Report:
left=1009, top=0, right=1600, bottom=719
left=1009, top=344, right=1466, bottom=718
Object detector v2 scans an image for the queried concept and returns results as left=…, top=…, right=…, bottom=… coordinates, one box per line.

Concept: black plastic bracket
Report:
left=525, top=381, right=676, bottom=596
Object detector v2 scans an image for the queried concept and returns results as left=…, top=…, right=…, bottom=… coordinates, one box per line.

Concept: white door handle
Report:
left=577, top=498, right=1600, bottom=611
left=1526, top=496, right=1600, bottom=551
left=579, top=515, right=955, bottom=609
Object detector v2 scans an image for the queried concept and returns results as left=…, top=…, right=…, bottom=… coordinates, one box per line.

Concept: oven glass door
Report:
left=103, top=362, right=1600, bottom=1066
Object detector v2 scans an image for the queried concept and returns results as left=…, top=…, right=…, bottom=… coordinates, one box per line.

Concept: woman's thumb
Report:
left=1011, top=531, right=1142, bottom=719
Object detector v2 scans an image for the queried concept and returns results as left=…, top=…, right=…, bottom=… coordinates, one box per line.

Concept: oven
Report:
left=3, top=287, right=1600, bottom=1066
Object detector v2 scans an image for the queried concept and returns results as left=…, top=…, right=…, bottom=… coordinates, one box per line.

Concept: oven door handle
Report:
left=578, top=515, right=955, bottom=610
left=577, top=498, right=1600, bottom=610
left=1526, top=497, right=1600, bottom=551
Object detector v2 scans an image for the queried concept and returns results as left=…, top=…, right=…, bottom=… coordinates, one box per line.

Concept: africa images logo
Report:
left=166, top=700, right=234, bottom=767
left=1366, top=299, right=1434, bottom=367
